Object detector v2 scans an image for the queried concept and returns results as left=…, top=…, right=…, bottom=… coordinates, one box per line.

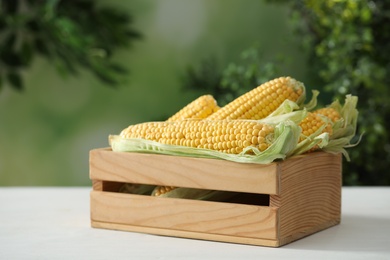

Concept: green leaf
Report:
left=21, top=42, right=34, bottom=66
left=0, top=76, right=3, bottom=92
left=0, top=51, right=24, bottom=67
left=108, top=63, right=128, bottom=74
left=7, top=72, right=23, bottom=91
left=34, top=38, right=51, bottom=57
left=94, top=70, right=118, bottom=86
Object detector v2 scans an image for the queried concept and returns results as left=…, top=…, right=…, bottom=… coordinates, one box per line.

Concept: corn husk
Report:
left=321, top=94, right=360, bottom=160
left=150, top=187, right=233, bottom=201
left=288, top=94, right=359, bottom=160
left=119, top=183, right=155, bottom=195
left=109, top=119, right=302, bottom=165
left=268, top=90, right=319, bottom=117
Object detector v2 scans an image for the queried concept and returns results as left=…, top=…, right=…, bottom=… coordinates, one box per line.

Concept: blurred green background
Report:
left=1, top=0, right=389, bottom=186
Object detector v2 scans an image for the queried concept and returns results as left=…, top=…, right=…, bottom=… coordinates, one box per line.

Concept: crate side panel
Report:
left=89, top=148, right=279, bottom=194
left=272, top=152, right=341, bottom=241
left=90, top=191, right=278, bottom=240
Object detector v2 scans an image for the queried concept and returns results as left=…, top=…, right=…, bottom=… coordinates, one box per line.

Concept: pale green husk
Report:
left=288, top=114, right=331, bottom=156
left=119, top=183, right=155, bottom=195
left=151, top=187, right=236, bottom=201
left=109, top=120, right=302, bottom=164
left=267, top=90, right=319, bottom=117
left=322, top=94, right=360, bottom=161
left=109, top=93, right=359, bottom=164
left=302, top=90, right=320, bottom=111
left=288, top=94, right=359, bottom=160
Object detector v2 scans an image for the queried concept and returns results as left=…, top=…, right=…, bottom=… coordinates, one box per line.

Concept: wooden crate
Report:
left=89, top=148, right=341, bottom=247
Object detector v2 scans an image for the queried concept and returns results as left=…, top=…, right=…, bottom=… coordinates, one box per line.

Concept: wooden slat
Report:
left=91, top=221, right=280, bottom=247
left=90, top=191, right=278, bottom=240
left=89, top=149, right=342, bottom=247
left=89, top=148, right=280, bottom=195
left=270, top=152, right=341, bottom=244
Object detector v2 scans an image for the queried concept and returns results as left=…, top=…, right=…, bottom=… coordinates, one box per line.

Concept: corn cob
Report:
left=152, top=186, right=176, bottom=197
left=167, top=94, right=220, bottom=122
left=148, top=118, right=274, bottom=197
left=314, top=107, right=341, bottom=123
left=151, top=186, right=238, bottom=202
left=120, top=120, right=275, bottom=154
left=119, top=183, right=156, bottom=195
left=298, top=108, right=341, bottom=153
left=120, top=95, right=219, bottom=195
left=299, top=112, right=333, bottom=142
left=151, top=78, right=301, bottom=198
left=299, top=107, right=342, bottom=144
left=207, top=76, right=305, bottom=120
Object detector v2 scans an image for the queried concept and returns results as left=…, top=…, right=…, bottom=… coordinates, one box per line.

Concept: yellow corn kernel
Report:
left=314, top=107, right=341, bottom=123
left=135, top=96, right=219, bottom=198
left=120, top=120, right=274, bottom=154
left=207, top=77, right=304, bottom=120
left=299, top=112, right=332, bottom=140
left=299, top=112, right=333, bottom=153
left=166, top=95, right=219, bottom=122
left=152, top=186, right=176, bottom=196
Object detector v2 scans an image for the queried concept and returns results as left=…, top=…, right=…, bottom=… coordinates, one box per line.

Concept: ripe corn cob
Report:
left=299, top=112, right=333, bottom=141
left=298, top=110, right=337, bottom=154
left=151, top=79, right=301, bottom=198
left=152, top=186, right=178, bottom=197
left=314, top=107, right=341, bottom=123
left=167, top=94, right=220, bottom=121
left=207, top=76, right=305, bottom=120
left=119, top=183, right=156, bottom=195
left=147, top=118, right=273, bottom=197
left=151, top=186, right=238, bottom=201
left=120, top=120, right=275, bottom=154
left=299, top=107, right=342, bottom=144
left=120, top=95, right=219, bottom=196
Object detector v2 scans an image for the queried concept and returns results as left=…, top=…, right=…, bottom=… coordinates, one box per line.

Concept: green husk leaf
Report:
left=109, top=120, right=301, bottom=164
left=154, top=187, right=213, bottom=200
left=261, top=109, right=307, bottom=125
left=287, top=115, right=330, bottom=156
left=119, top=183, right=155, bottom=195
left=302, top=90, right=320, bottom=111
left=322, top=95, right=360, bottom=161
left=330, top=95, right=359, bottom=139
left=151, top=187, right=240, bottom=202
left=268, top=99, right=300, bottom=117
left=293, top=78, right=306, bottom=106
left=288, top=94, right=359, bottom=159
left=267, top=89, right=318, bottom=118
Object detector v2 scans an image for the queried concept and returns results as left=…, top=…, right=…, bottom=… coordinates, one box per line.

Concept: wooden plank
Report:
left=91, top=220, right=280, bottom=247
left=270, top=152, right=341, bottom=242
left=90, top=191, right=278, bottom=240
left=89, top=149, right=342, bottom=247
left=90, top=148, right=280, bottom=194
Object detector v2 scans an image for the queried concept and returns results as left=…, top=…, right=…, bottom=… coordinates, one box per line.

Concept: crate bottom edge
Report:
left=91, top=220, right=281, bottom=247
left=90, top=218, right=341, bottom=247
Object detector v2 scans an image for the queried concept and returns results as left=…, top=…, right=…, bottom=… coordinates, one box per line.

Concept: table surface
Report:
left=1, top=187, right=389, bottom=260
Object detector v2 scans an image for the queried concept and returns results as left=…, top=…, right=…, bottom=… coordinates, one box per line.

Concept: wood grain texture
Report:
left=91, top=220, right=280, bottom=247
left=90, top=148, right=279, bottom=194
left=90, top=191, right=278, bottom=240
left=270, top=152, right=342, bottom=243
left=89, top=149, right=342, bottom=247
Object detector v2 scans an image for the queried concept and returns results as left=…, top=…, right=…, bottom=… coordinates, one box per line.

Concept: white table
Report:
left=1, top=187, right=389, bottom=259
